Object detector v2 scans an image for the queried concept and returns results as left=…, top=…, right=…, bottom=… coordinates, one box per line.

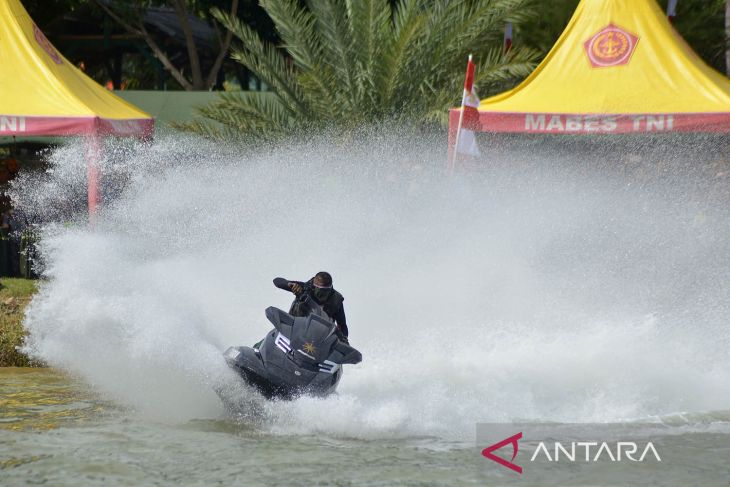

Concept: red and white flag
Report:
left=456, top=55, right=480, bottom=157
left=667, top=0, right=678, bottom=22
left=504, top=22, right=513, bottom=53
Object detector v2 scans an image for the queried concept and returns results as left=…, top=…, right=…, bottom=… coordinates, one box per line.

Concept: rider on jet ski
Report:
left=222, top=273, right=359, bottom=401
left=273, top=271, right=349, bottom=341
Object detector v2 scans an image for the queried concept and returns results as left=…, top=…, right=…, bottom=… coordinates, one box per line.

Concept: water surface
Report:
left=2, top=368, right=729, bottom=486
left=5, top=134, right=730, bottom=485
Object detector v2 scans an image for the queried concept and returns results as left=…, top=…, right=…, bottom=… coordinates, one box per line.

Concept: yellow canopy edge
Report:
left=0, top=0, right=152, bottom=121
left=479, top=0, right=730, bottom=114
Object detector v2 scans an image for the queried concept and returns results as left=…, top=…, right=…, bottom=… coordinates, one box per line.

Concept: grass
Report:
left=0, top=278, right=39, bottom=367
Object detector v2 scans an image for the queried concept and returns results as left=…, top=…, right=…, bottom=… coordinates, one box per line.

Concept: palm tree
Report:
left=185, top=0, right=539, bottom=139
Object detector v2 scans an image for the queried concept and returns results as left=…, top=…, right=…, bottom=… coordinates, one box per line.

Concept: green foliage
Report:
left=667, top=0, right=727, bottom=73
left=518, top=0, right=578, bottom=54
left=188, top=0, right=541, bottom=139
left=0, top=279, right=38, bottom=367
left=0, top=279, right=37, bottom=299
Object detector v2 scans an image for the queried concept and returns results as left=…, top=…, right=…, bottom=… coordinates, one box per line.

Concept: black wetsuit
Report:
left=273, top=277, right=349, bottom=338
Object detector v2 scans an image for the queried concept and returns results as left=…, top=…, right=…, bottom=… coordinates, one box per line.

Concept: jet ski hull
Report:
left=225, top=341, right=341, bottom=400
left=224, top=307, right=361, bottom=401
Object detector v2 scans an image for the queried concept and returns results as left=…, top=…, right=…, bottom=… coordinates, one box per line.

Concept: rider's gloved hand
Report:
left=335, top=328, right=349, bottom=344
left=288, top=282, right=304, bottom=295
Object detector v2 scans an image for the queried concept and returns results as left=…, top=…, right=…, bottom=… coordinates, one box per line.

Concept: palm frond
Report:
left=259, top=0, right=338, bottom=113
left=205, top=93, right=293, bottom=131
left=474, top=46, right=541, bottom=89
left=306, top=0, right=361, bottom=110
left=346, top=0, right=392, bottom=108
left=378, top=0, right=429, bottom=110
left=260, top=0, right=322, bottom=71
left=186, top=0, right=540, bottom=140
left=212, top=7, right=309, bottom=118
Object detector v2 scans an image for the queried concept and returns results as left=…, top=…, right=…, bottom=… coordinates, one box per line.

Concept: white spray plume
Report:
left=14, top=131, right=730, bottom=437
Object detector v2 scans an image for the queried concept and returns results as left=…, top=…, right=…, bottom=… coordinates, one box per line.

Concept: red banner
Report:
left=448, top=110, right=730, bottom=134
left=0, top=115, right=155, bottom=137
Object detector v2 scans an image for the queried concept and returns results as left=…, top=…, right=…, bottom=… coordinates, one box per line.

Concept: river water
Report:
left=3, top=133, right=730, bottom=485
left=2, top=368, right=729, bottom=486
left=1, top=368, right=477, bottom=485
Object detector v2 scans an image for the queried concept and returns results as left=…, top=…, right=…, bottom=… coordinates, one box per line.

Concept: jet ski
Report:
left=224, top=305, right=362, bottom=400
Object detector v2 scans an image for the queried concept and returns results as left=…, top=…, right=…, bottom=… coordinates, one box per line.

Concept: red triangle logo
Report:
left=481, top=432, right=523, bottom=474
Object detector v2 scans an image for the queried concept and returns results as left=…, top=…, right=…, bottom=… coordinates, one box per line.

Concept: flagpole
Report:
left=448, top=55, right=472, bottom=177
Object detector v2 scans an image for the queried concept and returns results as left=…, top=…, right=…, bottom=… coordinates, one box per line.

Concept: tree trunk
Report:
left=205, top=0, right=239, bottom=89
left=95, top=0, right=238, bottom=91
left=172, top=0, right=205, bottom=90
left=93, top=0, right=194, bottom=90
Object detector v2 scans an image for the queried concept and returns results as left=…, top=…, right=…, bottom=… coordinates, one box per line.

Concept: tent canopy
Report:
left=454, top=0, right=730, bottom=134
left=0, top=0, right=153, bottom=138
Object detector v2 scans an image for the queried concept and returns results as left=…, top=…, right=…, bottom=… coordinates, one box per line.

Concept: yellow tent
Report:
left=450, top=0, right=730, bottom=135
left=0, top=0, right=153, bottom=137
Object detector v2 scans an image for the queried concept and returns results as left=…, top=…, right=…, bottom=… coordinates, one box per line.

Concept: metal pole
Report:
left=86, top=132, right=101, bottom=222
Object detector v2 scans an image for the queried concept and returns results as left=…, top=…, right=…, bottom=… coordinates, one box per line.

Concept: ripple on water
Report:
left=0, top=367, right=107, bottom=431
